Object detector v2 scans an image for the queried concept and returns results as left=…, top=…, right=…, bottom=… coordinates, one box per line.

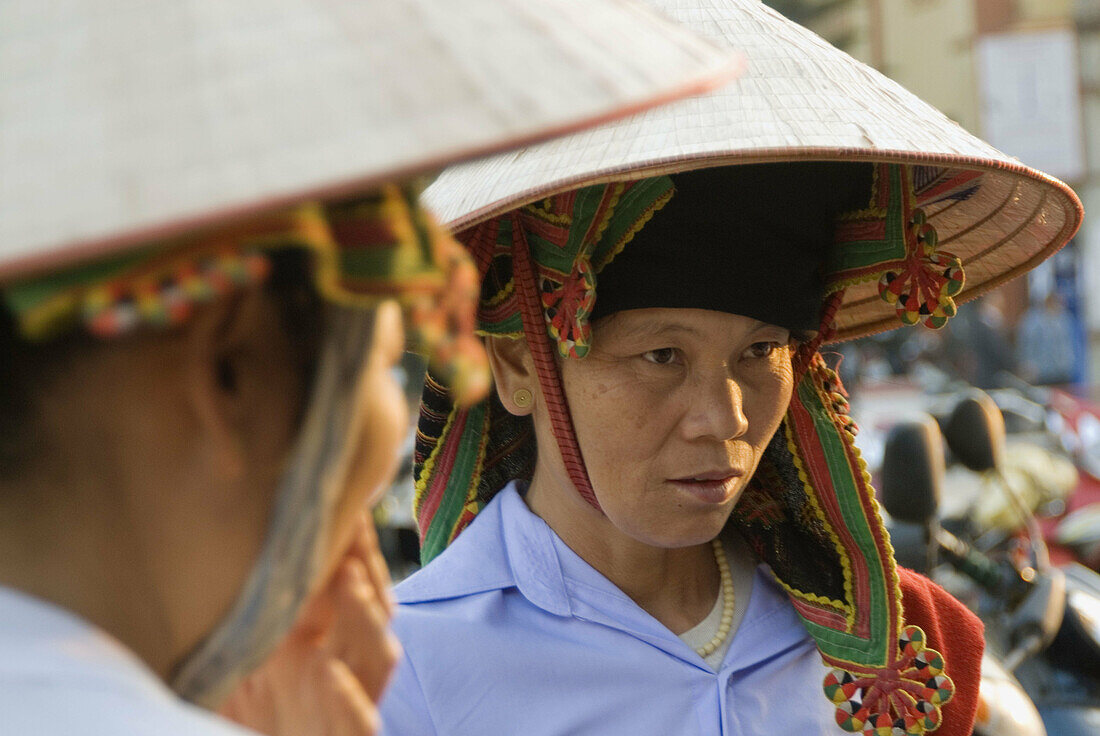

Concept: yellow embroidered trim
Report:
left=304, top=192, right=443, bottom=310
left=836, top=163, right=885, bottom=221
left=448, top=407, right=493, bottom=543
left=485, top=280, right=515, bottom=307
left=595, top=185, right=675, bottom=272
left=854, top=438, right=906, bottom=641
left=786, top=388, right=907, bottom=669
left=19, top=292, right=80, bottom=338
left=523, top=197, right=574, bottom=226
left=474, top=328, right=523, bottom=339
left=836, top=205, right=889, bottom=222
left=824, top=269, right=886, bottom=296
left=819, top=355, right=907, bottom=641
left=412, top=403, right=461, bottom=527
left=581, top=182, right=625, bottom=265
left=782, top=419, right=857, bottom=629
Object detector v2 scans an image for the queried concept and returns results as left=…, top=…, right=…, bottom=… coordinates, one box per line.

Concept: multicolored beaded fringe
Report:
left=82, top=250, right=271, bottom=337
left=3, top=186, right=489, bottom=405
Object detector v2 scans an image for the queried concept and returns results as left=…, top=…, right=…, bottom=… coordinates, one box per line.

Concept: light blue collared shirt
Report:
left=381, top=482, right=836, bottom=735
left=0, top=586, right=258, bottom=736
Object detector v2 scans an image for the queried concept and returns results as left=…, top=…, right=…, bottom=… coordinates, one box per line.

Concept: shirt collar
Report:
left=0, top=585, right=171, bottom=701
left=498, top=484, right=572, bottom=616
left=397, top=481, right=816, bottom=673
left=547, top=514, right=814, bottom=672
left=396, top=481, right=569, bottom=616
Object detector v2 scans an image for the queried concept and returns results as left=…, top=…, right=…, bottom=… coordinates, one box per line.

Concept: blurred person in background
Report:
left=0, top=2, right=739, bottom=734
left=1017, top=293, right=1077, bottom=386
left=944, top=296, right=1015, bottom=389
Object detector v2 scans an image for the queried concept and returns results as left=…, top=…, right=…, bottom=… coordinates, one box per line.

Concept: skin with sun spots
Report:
left=486, top=307, right=794, bottom=636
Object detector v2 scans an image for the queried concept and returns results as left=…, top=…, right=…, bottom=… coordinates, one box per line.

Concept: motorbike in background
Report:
left=880, top=392, right=1100, bottom=735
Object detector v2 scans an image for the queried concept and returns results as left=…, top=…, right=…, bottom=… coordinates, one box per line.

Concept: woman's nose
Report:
left=684, top=373, right=749, bottom=441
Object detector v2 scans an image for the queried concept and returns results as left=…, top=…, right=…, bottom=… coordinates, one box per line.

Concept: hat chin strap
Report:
left=799, top=290, right=845, bottom=375
left=510, top=224, right=601, bottom=511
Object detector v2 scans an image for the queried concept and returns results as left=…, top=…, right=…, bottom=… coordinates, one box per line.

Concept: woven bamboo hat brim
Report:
left=423, top=0, right=1084, bottom=342
left=0, top=0, right=742, bottom=283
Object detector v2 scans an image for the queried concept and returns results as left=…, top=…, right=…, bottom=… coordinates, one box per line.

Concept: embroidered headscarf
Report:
left=3, top=183, right=489, bottom=404
left=415, top=161, right=975, bottom=735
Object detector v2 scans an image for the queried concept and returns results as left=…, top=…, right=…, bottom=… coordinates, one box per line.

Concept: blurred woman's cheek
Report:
left=327, top=302, right=408, bottom=571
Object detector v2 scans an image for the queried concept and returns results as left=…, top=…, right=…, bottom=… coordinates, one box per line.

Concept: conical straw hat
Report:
left=423, top=0, right=1084, bottom=341
left=0, top=0, right=742, bottom=282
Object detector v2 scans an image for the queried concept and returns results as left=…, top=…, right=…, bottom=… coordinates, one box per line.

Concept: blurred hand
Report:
left=220, top=515, right=400, bottom=736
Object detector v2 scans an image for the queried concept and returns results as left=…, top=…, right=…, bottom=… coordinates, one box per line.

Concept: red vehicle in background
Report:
left=1044, top=388, right=1100, bottom=569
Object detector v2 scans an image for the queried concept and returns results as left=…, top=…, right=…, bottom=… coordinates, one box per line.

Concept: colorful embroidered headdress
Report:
left=411, top=1, right=1083, bottom=734
left=2, top=186, right=491, bottom=403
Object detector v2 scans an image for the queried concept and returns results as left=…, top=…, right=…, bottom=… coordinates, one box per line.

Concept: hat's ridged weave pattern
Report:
left=423, top=0, right=1083, bottom=341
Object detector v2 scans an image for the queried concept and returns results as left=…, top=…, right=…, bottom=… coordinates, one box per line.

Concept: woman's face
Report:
left=559, top=307, right=794, bottom=547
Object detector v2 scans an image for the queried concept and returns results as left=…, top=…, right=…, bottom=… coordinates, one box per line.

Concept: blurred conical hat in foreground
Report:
left=423, top=0, right=1083, bottom=341
left=0, top=0, right=742, bottom=281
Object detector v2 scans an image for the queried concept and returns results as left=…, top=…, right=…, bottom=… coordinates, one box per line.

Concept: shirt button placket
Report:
left=717, top=671, right=736, bottom=735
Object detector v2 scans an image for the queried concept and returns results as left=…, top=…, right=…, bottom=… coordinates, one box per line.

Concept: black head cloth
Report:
left=591, top=162, right=875, bottom=332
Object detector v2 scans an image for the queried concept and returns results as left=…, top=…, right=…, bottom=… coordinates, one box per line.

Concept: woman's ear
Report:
left=182, top=288, right=267, bottom=482
left=484, top=335, right=537, bottom=416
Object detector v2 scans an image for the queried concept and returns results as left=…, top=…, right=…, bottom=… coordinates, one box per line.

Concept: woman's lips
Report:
left=668, top=471, right=744, bottom=504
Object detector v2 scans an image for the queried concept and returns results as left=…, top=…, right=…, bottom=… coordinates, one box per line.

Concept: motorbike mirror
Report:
left=881, top=414, right=946, bottom=527
left=943, top=391, right=1006, bottom=473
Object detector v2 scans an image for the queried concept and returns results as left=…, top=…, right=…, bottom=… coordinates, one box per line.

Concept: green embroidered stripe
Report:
left=338, top=242, right=437, bottom=279
left=478, top=312, right=523, bottom=335
left=593, top=177, right=675, bottom=267
left=3, top=245, right=162, bottom=315
left=826, top=238, right=905, bottom=271
left=420, top=401, right=489, bottom=562
left=522, top=186, right=594, bottom=274
left=826, top=165, right=908, bottom=273
left=796, top=377, right=892, bottom=665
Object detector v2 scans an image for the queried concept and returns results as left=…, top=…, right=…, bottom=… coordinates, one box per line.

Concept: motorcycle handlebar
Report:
left=936, top=526, right=1012, bottom=596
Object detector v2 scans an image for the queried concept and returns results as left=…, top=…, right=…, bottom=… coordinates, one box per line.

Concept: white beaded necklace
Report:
left=695, top=538, right=735, bottom=658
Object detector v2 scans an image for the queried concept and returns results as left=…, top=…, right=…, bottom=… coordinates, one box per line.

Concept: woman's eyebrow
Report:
left=613, top=318, right=776, bottom=341
left=612, top=321, right=706, bottom=340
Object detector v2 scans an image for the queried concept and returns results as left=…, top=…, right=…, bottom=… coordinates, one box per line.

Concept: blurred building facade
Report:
left=797, top=0, right=1100, bottom=384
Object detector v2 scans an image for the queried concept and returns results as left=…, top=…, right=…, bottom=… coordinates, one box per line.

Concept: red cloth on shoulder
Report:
left=897, top=567, right=984, bottom=736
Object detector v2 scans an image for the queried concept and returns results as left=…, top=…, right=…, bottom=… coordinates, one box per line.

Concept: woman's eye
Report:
left=744, top=341, right=782, bottom=359
left=642, top=347, right=678, bottom=365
